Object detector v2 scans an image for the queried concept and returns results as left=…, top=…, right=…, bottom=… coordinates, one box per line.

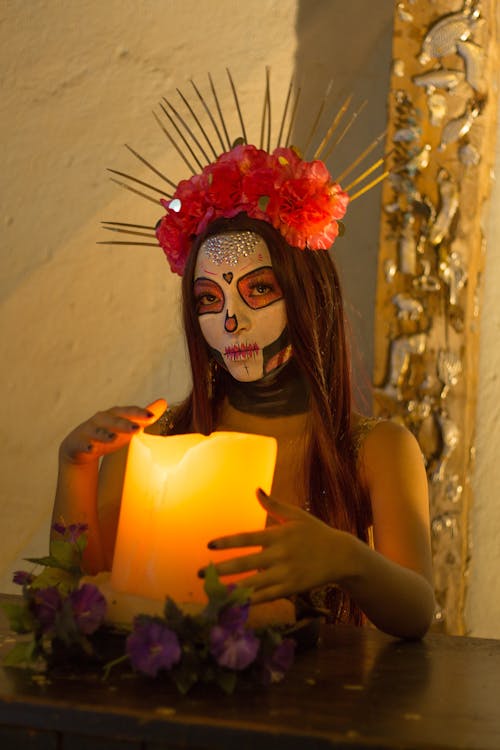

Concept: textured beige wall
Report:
left=1, top=1, right=499, bottom=638
left=465, top=94, right=500, bottom=638
left=0, top=0, right=299, bottom=589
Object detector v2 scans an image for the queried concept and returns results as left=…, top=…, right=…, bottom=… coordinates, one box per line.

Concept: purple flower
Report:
left=210, top=624, right=259, bottom=671
left=66, top=523, right=88, bottom=543
left=126, top=619, right=181, bottom=677
left=52, top=521, right=88, bottom=542
left=30, top=587, right=63, bottom=634
left=69, top=584, right=107, bottom=635
left=218, top=603, right=250, bottom=631
left=262, top=638, right=296, bottom=685
left=12, top=570, right=35, bottom=586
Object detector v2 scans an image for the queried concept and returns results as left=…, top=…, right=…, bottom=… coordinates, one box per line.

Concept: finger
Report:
left=91, top=413, right=142, bottom=435
left=108, top=405, right=156, bottom=422
left=207, top=525, right=280, bottom=551
left=250, top=584, right=290, bottom=604
left=256, top=488, right=306, bottom=522
left=205, top=548, right=275, bottom=578
left=145, top=398, right=167, bottom=420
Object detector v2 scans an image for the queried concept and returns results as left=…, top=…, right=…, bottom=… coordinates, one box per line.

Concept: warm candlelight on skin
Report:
left=111, top=431, right=277, bottom=603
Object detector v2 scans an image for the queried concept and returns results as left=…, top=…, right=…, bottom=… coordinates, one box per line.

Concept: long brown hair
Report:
left=173, top=213, right=372, bottom=623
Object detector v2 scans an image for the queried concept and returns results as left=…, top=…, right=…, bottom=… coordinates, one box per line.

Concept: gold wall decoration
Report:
left=373, top=0, right=498, bottom=634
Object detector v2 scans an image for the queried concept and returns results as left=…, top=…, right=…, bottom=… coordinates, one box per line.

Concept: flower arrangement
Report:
left=2, top=523, right=295, bottom=694
left=156, top=143, right=349, bottom=275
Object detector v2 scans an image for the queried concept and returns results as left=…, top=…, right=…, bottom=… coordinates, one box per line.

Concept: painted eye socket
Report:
left=193, top=278, right=224, bottom=315
left=237, top=267, right=284, bottom=310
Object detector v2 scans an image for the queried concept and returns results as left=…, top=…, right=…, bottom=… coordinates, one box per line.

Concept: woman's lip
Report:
left=224, top=342, right=260, bottom=361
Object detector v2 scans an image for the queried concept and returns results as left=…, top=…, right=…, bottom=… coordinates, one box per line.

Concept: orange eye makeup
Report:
left=193, top=278, right=224, bottom=315
left=237, top=267, right=284, bottom=310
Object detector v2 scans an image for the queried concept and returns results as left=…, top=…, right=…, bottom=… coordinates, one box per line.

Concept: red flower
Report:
left=206, top=160, right=244, bottom=213
left=154, top=143, right=350, bottom=275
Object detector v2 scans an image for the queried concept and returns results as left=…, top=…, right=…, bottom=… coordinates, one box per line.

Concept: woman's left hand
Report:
left=201, top=489, right=359, bottom=603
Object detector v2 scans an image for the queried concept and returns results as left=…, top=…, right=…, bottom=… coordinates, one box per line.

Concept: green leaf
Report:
left=30, top=566, right=77, bottom=594
left=3, top=640, right=36, bottom=667
left=215, top=669, right=237, bottom=694
left=163, top=597, right=185, bottom=631
left=1, top=602, right=34, bottom=634
left=29, top=539, right=81, bottom=572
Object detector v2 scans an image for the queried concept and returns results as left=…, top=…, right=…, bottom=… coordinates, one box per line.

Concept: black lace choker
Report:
left=225, top=358, right=309, bottom=417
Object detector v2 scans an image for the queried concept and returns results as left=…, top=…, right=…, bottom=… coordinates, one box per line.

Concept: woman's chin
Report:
left=226, top=361, right=264, bottom=382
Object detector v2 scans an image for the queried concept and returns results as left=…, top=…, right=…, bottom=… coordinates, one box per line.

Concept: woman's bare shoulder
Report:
left=355, top=416, right=425, bottom=491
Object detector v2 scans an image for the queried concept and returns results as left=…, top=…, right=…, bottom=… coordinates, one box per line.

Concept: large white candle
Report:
left=110, top=431, right=277, bottom=603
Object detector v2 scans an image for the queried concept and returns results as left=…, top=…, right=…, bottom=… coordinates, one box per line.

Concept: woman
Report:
left=52, top=143, right=435, bottom=640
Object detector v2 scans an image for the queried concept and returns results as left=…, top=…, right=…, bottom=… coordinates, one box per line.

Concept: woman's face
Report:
left=193, top=231, right=291, bottom=382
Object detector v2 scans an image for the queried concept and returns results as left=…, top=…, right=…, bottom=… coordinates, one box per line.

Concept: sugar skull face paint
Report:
left=194, top=233, right=291, bottom=382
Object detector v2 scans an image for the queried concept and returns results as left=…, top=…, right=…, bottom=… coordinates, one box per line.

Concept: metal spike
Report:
left=124, top=143, right=177, bottom=191
left=349, top=170, right=389, bottom=201
left=107, top=168, right=167, bottom=197
left=333, top=130, right=387, bottom=184
left=101, top=226, right=157, bottom=239
left=303, top=80, right=334, bottom=158
left=313, top=94, right=352, bottom=159
left=190, top=78, right=227, bottom=153
left=226, top=68, right=247, bottom=145
left=276, top=75, right=294, bottom=148
left=162, top=99, right=208, bottom=168
left=175, top=88, right=218, bottom=160
left=208, top=72, right=231, bottom=150
left=344, top=157, right=385, bottom=193
left=152, top=110, right=196, bottom=174
left=323, top=100, right=368, bottom=161
left=101, top=220, right=156, bottom=230
left=110, top=177, right=161, bottom=206
left=260, top=67, right=272, bottom=150
left=284, top=85, right=302, bottom=147
left=97, top=240, right=159, bottom=247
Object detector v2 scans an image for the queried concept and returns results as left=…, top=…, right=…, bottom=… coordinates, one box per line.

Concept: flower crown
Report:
left=156, top=143, right=349, bottom=276
left=101, top=70, right=388, bottom=276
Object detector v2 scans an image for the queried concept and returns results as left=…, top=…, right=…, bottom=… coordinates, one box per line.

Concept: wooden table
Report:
left=1, top=594, right=499, bottom=750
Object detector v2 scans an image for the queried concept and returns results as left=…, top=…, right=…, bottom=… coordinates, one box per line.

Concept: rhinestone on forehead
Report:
left=201, top=231, right=261, bottom=266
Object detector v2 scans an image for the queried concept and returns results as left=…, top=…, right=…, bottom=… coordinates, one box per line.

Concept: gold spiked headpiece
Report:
left=101, top=69, right=389, bottom=275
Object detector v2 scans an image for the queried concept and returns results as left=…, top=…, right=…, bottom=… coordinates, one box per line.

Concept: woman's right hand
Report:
left=59, top=398, right=167, bottom=466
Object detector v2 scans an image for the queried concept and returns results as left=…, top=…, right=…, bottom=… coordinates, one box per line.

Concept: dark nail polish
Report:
left=145, top=410, right=154, bottom=418
left=131, top=423, right=140, bottom=431
left=107, top=432, right=117, bottom=440
left=197, top=568, right=206, bottom=579
left=258, top=487, right=268, bottom=498
left=86, top=444, right=93, bottom=452
left=207, top=541, right=217, bottom=550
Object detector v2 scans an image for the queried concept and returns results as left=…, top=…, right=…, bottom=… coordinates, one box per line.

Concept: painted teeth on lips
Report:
left=224, top=342, right=260, bottom=361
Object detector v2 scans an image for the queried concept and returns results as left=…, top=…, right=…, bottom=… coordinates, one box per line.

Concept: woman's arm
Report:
left=51, top=400, right=166, bottom=573
left=202, top=421, right=435, bottom=639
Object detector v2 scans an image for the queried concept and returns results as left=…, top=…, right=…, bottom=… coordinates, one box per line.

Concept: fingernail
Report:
left=86, top=444, right=93, bottom=452
left=197, top=568, right=206, bottom=579
left=131, top=423, right=140, bottom=431
left=107, top=432, right=117, bottom=440
left=145, top=410, right=154, bottom=418
left=258, top=487, right=269, bottom=498
left=207, top=541, right=218, bottom=550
